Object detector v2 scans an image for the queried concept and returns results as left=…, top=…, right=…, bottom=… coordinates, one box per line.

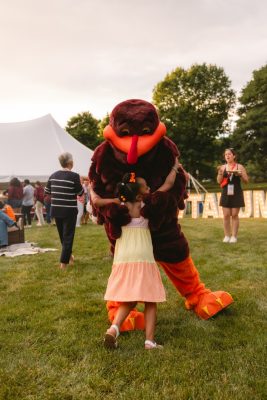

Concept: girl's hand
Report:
left=174, top=157, right=180, bottom=169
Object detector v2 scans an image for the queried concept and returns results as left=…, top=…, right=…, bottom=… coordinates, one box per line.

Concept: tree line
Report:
left=65, top=63, right=267, bottom=182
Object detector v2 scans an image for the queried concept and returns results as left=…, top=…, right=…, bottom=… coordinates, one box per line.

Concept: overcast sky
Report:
left=0, top=0, right=266, bottom=127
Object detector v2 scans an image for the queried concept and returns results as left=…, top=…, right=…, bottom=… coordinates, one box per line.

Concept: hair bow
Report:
left=129, top=172, right=136, bottom=183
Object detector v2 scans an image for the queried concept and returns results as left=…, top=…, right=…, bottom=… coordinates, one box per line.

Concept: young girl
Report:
left=102, top=158, right=180, bottom=350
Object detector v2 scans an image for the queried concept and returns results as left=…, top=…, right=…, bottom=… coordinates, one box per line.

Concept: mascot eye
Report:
left=121, top=128, right=130, bottom=136
left=142, top=127, right=151, bottom=134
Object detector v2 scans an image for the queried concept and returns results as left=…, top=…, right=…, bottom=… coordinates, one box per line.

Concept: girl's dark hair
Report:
left=0, top=201, right=4, bottom=209
left=9, top=177, right=21, bottom=187
left=117, top=173, right=141, bottom=203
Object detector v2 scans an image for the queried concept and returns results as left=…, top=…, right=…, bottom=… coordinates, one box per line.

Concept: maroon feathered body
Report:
left=89, top=136, right=189, bottom=262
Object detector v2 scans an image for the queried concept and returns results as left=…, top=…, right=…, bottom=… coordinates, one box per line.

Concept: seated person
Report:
left=0, top=201, right=16, bottom=221
left=0, top=208, right=19, bottom=248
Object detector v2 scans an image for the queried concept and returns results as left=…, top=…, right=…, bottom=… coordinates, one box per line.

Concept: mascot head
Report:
left=103, top=99, right=166, bottom=164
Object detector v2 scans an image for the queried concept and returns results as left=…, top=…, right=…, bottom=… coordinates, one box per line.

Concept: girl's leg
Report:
left=231, top=208, right=240, bottom=238
left=144, top=302, right=157, bottom=342
left=104, top=302, right=137, bottom=348
left=111, top=302, right=137, bottom=331
left=144, top=302, right=163, bottom=349
left=222, top=207, right=231, bottom=237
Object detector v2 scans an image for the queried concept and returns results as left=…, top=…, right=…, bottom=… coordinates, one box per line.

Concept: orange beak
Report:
left=103, top=122, right=166, bottom=164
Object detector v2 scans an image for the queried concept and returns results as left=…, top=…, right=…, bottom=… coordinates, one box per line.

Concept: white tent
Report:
left=0, top=114, right=94, bottom=183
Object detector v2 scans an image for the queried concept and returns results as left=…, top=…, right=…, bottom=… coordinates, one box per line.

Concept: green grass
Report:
left=0, top=219, right=266, bottom=400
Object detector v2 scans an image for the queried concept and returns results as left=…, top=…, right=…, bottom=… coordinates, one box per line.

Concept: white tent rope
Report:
left=188, top=173, right=208, bottom=194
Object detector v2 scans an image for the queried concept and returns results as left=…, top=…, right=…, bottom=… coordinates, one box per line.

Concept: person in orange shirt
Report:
left=0, top=201, right=16, bottom=222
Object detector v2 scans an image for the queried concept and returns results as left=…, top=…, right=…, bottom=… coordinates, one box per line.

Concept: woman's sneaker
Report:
left=223, top=236, right=230, bottom=243
left=229, top=236, right=237, bottom=243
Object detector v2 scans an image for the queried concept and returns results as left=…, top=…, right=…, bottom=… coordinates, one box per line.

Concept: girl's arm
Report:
left=157, top=157, right=182, bottom=192
left=89, top=184, right=120, bottom=207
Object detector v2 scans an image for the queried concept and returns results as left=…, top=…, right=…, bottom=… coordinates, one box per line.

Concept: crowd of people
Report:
left=0, top=161, right=91, bottom=249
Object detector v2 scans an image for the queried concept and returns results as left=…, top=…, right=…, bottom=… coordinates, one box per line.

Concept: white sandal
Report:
left=145, top=340, right=163, bottom=350
left=104, top=324, right=119, bottom=349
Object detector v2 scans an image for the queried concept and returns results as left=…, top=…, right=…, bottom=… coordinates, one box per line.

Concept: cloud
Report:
left=0, top=0, right=266, bottom=124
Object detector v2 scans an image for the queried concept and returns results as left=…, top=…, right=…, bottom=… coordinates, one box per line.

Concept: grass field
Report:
left=0, top=218, right=266, bottom=400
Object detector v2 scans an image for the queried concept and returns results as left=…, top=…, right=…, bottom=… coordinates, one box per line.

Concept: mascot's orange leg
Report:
left=159, top=257, right=233, bottom=319
left=106, top=301, right=145, bottom=332
left=106, top=257, right=233, bottom=329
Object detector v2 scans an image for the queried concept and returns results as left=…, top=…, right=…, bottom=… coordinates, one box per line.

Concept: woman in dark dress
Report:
left=217, top=148, right=249, bottom=243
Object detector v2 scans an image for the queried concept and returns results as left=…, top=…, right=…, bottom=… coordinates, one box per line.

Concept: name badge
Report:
left=227, top=184, right=234, bottom=196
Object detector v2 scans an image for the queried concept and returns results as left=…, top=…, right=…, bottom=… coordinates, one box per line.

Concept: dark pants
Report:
left=22, top=205, right=33, bottom=226
left=44, top=202, right=51, bottom=223
left=55, top=215, right=77, bottom=263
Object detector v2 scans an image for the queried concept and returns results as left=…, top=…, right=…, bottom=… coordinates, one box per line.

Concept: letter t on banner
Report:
left=187, top=193, right=205, bottom=218
left=202, top=193, right=219, bottom=218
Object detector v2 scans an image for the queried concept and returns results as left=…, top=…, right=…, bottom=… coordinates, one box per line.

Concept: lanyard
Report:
left=226, top=163, right=237, bottom=182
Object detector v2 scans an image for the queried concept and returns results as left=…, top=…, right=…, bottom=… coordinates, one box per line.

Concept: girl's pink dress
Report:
left=104, top=216, right=166, bottom=302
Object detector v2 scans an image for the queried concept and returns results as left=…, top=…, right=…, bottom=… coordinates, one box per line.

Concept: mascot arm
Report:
left=172, top=168, right=188, bottom=210
left=156, top=138, right=187, bottom=208
left=141, top=191, right=177, bottom=231
left=89, top=142, right=121, bottom=223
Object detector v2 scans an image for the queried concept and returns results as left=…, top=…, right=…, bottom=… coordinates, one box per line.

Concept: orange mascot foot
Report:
left=106, top=301, right=145, bottom=332
left=120, top=309, right=145, bottom=332
left=190, top=291, right=233, bottom=320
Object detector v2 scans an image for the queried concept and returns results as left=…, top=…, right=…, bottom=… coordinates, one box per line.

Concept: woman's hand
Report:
left=233, top=170, right=242, bottom=176
left=217, top=166, right=224, bottom=183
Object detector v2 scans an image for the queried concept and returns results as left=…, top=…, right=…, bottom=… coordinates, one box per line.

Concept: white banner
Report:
left=179, top=190, right=267, bottom=218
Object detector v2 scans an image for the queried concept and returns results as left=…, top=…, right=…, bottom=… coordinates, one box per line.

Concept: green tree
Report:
left=232, top=64, right=267, bottom=181
left=65, top=112, right=102, bottom=150
left=98, top=113, right=110, bottom=138
left=153, top=64, right=235, bottom=179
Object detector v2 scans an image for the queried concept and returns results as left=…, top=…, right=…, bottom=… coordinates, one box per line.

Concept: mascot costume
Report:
left=89, top=99, right=233, bottom=331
